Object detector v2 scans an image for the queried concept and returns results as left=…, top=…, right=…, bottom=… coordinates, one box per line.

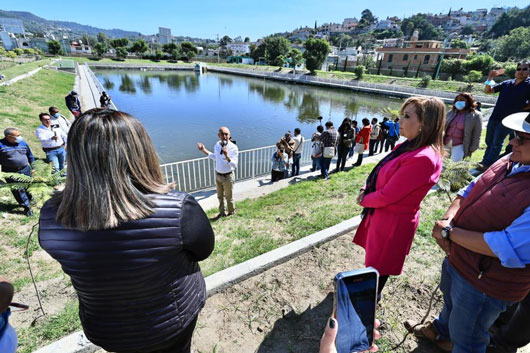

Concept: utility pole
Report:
left=217, top=33, right=220, bottom=63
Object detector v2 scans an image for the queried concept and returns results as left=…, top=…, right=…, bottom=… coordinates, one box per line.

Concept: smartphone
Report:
left=333, top=267, right=379, bottom=353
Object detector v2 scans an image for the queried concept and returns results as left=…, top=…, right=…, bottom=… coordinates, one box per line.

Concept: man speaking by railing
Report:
left=197, top=126, right=239, bottom=219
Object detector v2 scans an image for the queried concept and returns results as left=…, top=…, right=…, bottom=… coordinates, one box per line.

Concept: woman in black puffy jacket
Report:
left=39, top=109, right=215, bottom=353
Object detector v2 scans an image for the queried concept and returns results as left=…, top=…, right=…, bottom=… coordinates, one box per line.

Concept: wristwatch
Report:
left=441, top=226, right=453, bottom=240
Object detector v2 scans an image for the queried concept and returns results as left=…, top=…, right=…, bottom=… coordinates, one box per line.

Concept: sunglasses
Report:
left=515, top=131, right=530, bottom=145
left=516, top=67, right=529, bottom=71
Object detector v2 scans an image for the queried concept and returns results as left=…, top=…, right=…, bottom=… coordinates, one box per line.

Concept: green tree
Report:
left=303, top=38, right=330, bottom=73
left=359, top=9, right=376, bottom=28
left=0, top=47, right=6, bottom=56
left=460, top=25, right=474, bottom=35
left=6, top=51, right=17, bottom=59
left=353, top=65, right=365, bottom=79
left=487, top=6, right=530, bottom=38
left=468, top=70, right=483, bottom=82
left=250, top=43, right=266, bottom=63
left=162, top=42, right=178, bottom=53
left=170, top=48, right=181, bottom=61
left=93, top=42, right=108, bottom=57
left=494, top=26, right=530, bottom=61
left=81, top=34, right=98, bottom=46
left=13, top=48, right=24, bottom=56
left=154, top=50, right=164, bottom=61
left=130, top=39, right=149, bottom=55
left=440, top=58, right=465, bottom=79
left=97, top=32, right=109, bottom=43
left=400, top=14, right=443, bottom=40
left=23, top=48, right=36, bottom=55
left=244, top=37, right=250, bottom=43
left=110, top=38, right=130, bottom=49
left=220, top=35, right=232, bottom=46
left=115, top=47, right=128, bottom=60
left=180, top=42, right=198, bottom=62
left=462, top=54, right=496, bottom=75
left=329, top=33, right=353, bottom=49
left=264, top=36, right=291, bottom=67
left=450, top=39, right=469, bottom=49
left=287, top=48, right=303, bottom=72
left=48, top=40, right=62, bottom=55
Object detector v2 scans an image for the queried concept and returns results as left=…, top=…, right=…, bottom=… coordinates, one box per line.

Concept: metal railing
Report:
left=206, top=66, right=498, bottom=106
left=160, top=138, right=316, bottom=192
left=84, top=63, right=118, bottom=110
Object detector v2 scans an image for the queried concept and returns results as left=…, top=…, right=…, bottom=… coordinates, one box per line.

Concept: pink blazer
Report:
left=353, top=144, right=443, bottom=275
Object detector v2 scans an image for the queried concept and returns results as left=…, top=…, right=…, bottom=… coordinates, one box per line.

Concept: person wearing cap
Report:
left=478, top=60, right=530, bottom=172
left=65, top=91, right=82, bottom=118
left=197, top=127, right=238, bottom=218
left=413, top=111, right=530, bottom=352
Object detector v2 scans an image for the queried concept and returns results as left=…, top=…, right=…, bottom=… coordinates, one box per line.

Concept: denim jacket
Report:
left=271, top=152, right=288, bottom=171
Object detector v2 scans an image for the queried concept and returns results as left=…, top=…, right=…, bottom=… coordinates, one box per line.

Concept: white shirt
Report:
left=35, top=124, right=67, bottom=149
left=208, top=140, right=238, bottom=173
left=51, top=114, right=71, bottom=134
left=292, top=135, right=303, bottom=154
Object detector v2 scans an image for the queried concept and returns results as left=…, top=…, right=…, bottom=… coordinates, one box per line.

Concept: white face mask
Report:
left=15, top=136, right=23, bottom=143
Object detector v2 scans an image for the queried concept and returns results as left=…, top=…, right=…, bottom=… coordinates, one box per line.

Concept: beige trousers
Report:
left=215, top=171, right=235, bottom=214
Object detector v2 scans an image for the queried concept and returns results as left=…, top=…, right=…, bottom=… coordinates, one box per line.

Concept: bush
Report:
left=468, top=70, right=483, bottom=82
left=504, top=63, right=517, bottom=78
left=353, top=65, right=365, bottom=79
left=420, top=75, right=431, bottom=88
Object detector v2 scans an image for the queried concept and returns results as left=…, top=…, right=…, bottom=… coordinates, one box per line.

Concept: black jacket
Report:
left=38, top=191, right=214, bottom=352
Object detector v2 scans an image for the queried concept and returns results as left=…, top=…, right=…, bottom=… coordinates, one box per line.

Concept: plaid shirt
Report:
left=320, top=127, right=339, bottom=148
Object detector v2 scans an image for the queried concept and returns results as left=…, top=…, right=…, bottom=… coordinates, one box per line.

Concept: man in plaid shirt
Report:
left=320, top=121, right=338, bottom=180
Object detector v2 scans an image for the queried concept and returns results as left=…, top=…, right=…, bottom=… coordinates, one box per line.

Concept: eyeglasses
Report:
left=516, top=67, right=529, bottom=71
left=515, top=131, right=530, bottom=145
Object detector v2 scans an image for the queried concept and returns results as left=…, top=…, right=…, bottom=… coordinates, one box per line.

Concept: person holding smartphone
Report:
left=353, top=97, right=445, bottom=299
left=35, top=112, right=68, bottom=172
left=478, top=60, right=530, bottom=172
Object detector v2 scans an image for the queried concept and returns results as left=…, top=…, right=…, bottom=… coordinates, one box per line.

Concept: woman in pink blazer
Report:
left=353, top=97, right=445, bottom=298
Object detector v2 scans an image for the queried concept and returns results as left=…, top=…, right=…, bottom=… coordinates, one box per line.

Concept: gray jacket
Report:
left=445, top=109, right=483, bottom=158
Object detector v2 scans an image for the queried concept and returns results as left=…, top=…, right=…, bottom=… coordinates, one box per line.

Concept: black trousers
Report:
left=384, top=137, right=397, bottom=152
left=369, top=139, right=378, bottom=156
left=335, top=145, right=349, bottom=171
left=271, top=169, right=287, bottom=182
left=490, top=292, right=530, bottom=352
left=117, top=316, right=198, bottom=353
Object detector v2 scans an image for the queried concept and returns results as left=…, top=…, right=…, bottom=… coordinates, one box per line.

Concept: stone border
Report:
left=33, top=216, right=362, bottom=353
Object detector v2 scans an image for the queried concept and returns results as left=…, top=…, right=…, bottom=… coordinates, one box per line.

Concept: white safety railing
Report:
left=160, top=138, right=316, bottom=192
left=84, top=63, right=118, bottom=110
left=206, top=66, right=498, bottom=106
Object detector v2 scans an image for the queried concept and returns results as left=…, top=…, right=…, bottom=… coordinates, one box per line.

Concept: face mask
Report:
left=454, top=101, right=466, bottom=110
left=15, top=136, right=23, bottom=143
left=54, top=113, right=60, bottom=118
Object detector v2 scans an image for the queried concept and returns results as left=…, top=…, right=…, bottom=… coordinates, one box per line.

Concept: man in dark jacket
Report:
left=0, top=127, right=34, bottom=216
left=65, top=91, right=82, bottom=118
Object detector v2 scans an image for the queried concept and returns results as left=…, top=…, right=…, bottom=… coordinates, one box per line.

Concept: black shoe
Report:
left=24, top=207, right=34, bottom=217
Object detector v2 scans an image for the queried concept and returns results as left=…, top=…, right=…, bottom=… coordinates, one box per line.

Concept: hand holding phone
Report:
left=333, top=268, right=379, bottom=353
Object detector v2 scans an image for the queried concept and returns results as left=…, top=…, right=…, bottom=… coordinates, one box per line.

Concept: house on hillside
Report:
left=226, top=42, right=250, bottom=55
left=70, top=41, right=92, bottom=54
left=375, top=30, right=469, bottom=75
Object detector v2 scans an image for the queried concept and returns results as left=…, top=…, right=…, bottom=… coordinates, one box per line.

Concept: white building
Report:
left=158, top=27, right=172, bottom=44
left=226, top=42, right=251, bottom=55
left=342, top=18, right=358, bottom=30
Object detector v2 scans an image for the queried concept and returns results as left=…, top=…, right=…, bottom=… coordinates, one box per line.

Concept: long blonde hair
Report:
left=399, top=97, right=446, bottom=155
left=52, top=109, right=173, bottom=231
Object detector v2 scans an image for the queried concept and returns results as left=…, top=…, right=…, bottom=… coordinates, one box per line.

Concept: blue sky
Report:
left=2, top=1, right=527, bottom=40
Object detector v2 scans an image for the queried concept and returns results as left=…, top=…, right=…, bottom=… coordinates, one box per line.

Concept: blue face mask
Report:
left=15, top=136, right=23, bottom=143
left=454, top=101, right=467, bottom=110
left=54, top=113, right=60, bottom=118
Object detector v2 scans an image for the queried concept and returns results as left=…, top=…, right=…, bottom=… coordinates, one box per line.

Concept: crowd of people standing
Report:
left=2, top=61, right=530, bottom=353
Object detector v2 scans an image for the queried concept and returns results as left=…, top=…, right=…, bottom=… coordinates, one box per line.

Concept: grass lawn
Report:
left=0, top=59, right=54, bottom=81
left=2, top=62, right=491, bottom=351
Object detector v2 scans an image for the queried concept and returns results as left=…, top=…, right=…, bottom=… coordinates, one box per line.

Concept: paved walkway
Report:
left=0, top=67, right=42, bottom=86
left=192, top=149, right=393, bottom=212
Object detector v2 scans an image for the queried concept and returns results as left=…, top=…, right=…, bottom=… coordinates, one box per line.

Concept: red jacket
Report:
left=353, top=145, right=443, bottom=275
left=356, top=126, right=371, bottom=150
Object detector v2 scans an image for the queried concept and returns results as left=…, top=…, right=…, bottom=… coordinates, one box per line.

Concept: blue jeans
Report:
left=434, top=259, right=512, bottom=353
left=291, top=153, right=301, bottom=176
left=46, top=147, right=66, bottom=172
left=311, top=156, right=321, bottom=171
left=6, top=165, right=32, bottom=208
left=320, top=155, right=332, bottom=178
left=481, top=119, right=512, bottom=167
